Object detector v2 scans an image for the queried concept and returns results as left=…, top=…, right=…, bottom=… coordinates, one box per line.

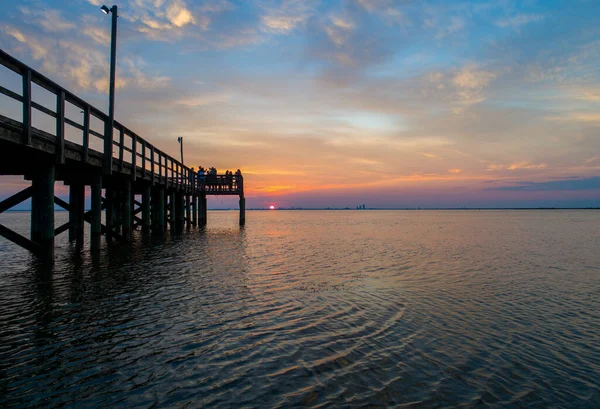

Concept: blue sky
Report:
left=0, top=0, right=599, bottom=208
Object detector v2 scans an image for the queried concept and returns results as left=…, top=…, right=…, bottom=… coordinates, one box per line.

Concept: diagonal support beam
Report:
left=55, top=221, right=73, bottom=237
left=0, top=224, right=43, bottom=254
left=0, top=186, right=33, bottom=214
left=83, top=212, right=124, bottom=241
left=54, top=196, right=71, bottom=211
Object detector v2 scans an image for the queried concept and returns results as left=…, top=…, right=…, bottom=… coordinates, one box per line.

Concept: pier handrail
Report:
left=0, top=49, right=242, bottom=193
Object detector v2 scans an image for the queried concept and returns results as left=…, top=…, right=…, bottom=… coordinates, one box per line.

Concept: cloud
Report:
left=1, top=23, right=170, bottom=94
left=496, top=13, right=545, bottom=28
left=1, top=25, right=48, bottom=60
left=485, top=177, right=600, bottom=191
left=19, top=7, right=75, bottom=32
left=448, top=168, right=461, bottom=173
left=260, top=0, right=316, bottom=34
left=487, top=162, right=547, bottom=171
left=452, top=65, right=497, bottom=106
left=262, top=15, right=307, bottom=33
left=325, top=16, right=355, bottom=47
left=545, top=113, right=600, bottom=123
left=175, top=93, right=230, bottom=107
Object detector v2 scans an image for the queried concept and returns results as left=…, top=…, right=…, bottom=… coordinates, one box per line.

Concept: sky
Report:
left=0, top=0, right=599, bottom=208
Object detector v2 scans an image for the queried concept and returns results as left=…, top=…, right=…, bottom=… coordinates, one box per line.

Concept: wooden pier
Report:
left=0, top=49, right=245, bottom=260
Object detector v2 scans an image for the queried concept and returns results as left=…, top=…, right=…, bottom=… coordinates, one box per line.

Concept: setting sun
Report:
left=269, top=205, right=275, bottom=210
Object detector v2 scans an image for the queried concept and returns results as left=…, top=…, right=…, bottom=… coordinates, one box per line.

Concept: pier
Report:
left=0, top=49, right=245, bottom=261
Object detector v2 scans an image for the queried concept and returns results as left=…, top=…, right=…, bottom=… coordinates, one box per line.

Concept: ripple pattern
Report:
left=1, top=210, right=599, bottom=408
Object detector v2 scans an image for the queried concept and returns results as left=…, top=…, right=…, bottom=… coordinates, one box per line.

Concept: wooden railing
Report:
left=0, top=48, right=225, bottom=192
left=200, top=174, right=243, bottom=193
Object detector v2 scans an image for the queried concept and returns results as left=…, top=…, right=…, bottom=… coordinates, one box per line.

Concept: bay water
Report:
left=1, top=210, right=599, bottom=408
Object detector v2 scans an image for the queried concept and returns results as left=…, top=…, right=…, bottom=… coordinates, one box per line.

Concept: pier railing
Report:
left=0, top=49, right=242, bottom=193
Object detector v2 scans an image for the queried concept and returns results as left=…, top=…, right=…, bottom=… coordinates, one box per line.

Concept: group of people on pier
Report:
left=189, top=166, right=242, bottom=193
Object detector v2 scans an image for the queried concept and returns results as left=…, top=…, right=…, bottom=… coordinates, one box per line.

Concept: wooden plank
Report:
left=22, top=69, right=31, bottom=144
left=32, top=101, right=56, bottom=118
left=0, top=224, right=43, bottom=254
left=0, top=84, right=23, bottom=101
left=0, top=186, right=33, bottom=214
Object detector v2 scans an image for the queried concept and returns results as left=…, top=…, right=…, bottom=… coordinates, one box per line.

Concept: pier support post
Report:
left=31, top=165, right=55, bottom=260
left=105, top=186, right=115, bottom=240
left=163, top=189, right=169, bottom=231
left=122, top=180, right=132, bottom=240
left=68, top=182, right=85, bottom=246
left=90, top=174, right=102, bottom=251
left=191, top=194, right=197, bottom=227
left=199, top=193, right=207, bottom=226
left=151, top=187, right=165, bottom=233
left=175, top=192, right=185, bottom=231
left=169, top=191, right=176, bottom=229
left=114, top=189, right=123, bottom=235
left=185, top=194, right=191, bottom=229
left=239, top=196, right=245, bottom=226
left=142, top=184, right=151, bottom=235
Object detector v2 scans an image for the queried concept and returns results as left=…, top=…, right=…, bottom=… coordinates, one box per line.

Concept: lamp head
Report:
left=101, top=5, right=111, bottom=14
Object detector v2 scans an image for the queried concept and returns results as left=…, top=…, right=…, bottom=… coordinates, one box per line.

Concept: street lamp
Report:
left=101, top=4, right=118, bottom=174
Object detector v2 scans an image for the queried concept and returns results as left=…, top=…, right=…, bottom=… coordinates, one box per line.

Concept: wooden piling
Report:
left=151, top=187, right=165, bottom=233
left=185, top=194, right=191, bottom=229
left=191, top=194, right=197, bottom=227
left=123, top=180, right=132, bottom=240
left=105, top=186, right=115, bottom=240
left=199, top=193, right=207, bottom=226
left=169, top=191, right=176, bottom=229
left=68, top=183, right=85, bottom=246
left=31, top=166, right=55, bottom=260
left=239, top=196, right=246, bottom=226
left=90, top=174, right=102, bottom=251
left=175, top=192, right=185, bottom=231
left=142, top=184, right=151, bottom=234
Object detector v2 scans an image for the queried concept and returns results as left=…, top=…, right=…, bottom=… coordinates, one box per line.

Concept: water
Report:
left=1, top=210, right=599, bottom=408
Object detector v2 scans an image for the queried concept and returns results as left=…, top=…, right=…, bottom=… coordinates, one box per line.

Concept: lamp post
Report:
left=101, top=4, right=118, bottom=174
left=177, top=136, right=184, bottom=164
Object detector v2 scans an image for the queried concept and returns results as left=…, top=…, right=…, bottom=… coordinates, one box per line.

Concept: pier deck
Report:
left=0, top=49, right=245, bottom=260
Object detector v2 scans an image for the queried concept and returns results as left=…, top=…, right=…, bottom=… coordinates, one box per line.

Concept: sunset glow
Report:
left=0, top=0, right=598, bottom=208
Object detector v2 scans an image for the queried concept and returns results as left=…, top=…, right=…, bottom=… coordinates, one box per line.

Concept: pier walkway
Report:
left=0, top=49, right=245, bottom=260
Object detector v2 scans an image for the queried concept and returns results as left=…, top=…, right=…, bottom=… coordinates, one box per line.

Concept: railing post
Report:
left=131, top=133, right=137, bottom=182
left=22, top=69, right=31, bottom=145
left=56, top=90, right=65, bottom=164
left=82, top=106, right=90, bottom=162
left=103, top=119, right=113, bottom=174
left=119, top=127, right=125, bottom=171
left=141, top=140, right=146, bottom=179
left=150, top=146, right=155, bottom=185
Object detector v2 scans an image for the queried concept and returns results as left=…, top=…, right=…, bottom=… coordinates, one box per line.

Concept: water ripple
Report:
left=1, top=210, right=599, bottom=408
